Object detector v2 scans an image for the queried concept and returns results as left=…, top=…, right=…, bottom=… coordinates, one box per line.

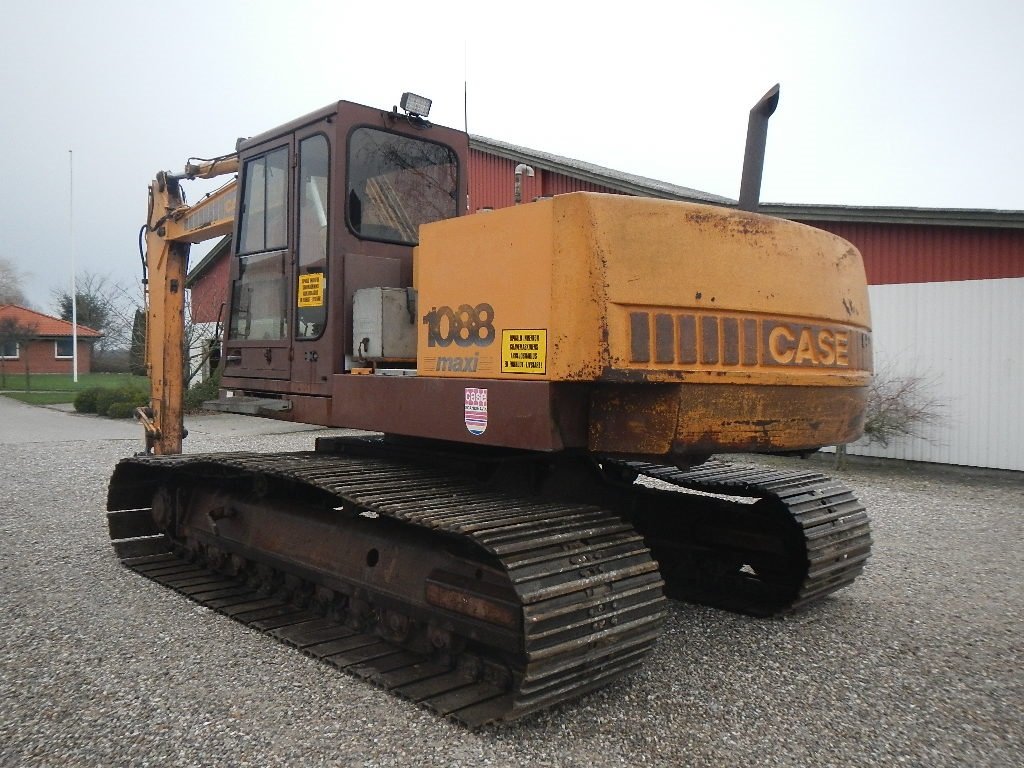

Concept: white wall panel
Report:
left=843, top=277, right=1024, bottom=470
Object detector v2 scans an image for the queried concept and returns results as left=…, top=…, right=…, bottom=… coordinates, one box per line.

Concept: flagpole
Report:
left=69, top=149, right=78, bottom=383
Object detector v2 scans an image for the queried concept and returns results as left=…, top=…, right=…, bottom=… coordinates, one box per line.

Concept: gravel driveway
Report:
left=1, top=397, right=1021, bottom=767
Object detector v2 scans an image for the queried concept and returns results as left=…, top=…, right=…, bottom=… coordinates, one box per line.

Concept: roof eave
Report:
left=469, top=135, right=735, bottom=206
left=760, top=203, right=1024, bottom=229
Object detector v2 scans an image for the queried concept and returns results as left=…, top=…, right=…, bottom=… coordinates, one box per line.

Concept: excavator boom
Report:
left=140, top=163, right=237, bottom=454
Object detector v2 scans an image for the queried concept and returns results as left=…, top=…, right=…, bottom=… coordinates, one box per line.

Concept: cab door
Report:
left=291, top=127, right=332, bottom=392
left=224, top=141, right=293, bottom=380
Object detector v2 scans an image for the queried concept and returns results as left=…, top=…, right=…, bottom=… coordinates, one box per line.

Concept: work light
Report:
left=400, top=92, right=432, bottom=118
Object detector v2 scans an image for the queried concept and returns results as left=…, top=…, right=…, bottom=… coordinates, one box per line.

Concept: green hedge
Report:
left=73, top=387, right=102, bottom=413
left=92, top=386, right=148, bottom=417
left=74, top=381, right=211, bottom=419
left=106, top=401, right=139, bottom=419
left=94, top=388, right=121, bottom=416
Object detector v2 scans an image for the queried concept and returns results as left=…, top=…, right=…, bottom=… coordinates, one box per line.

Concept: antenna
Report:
left=463, top=41, right=469, bottom=135
left=69, top=149, right=78, bottom=383
left=464, top=41, right=471, bottom=213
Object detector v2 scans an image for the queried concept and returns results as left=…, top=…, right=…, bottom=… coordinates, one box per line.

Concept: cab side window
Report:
left=238, top=147, right=288, bottom=254
left=296, top=135, right=329, bottom=339
left=229, top=146, right=290, bottom=341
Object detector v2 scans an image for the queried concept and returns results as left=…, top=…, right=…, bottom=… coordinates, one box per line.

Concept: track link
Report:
left=107, top=452, right=666, bottom=726
left=613, top=459, right=873, bottom=615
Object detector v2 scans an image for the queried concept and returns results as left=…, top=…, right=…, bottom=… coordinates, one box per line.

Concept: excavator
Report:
left=107, top=89, right=873, bottom=726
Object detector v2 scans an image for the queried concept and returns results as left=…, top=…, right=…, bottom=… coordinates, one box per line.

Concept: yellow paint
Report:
left=145, top=162, right=238, bottom=455
left=162, top=179, right=237, bottom=244
left=415, top=193, right=871, bottom=389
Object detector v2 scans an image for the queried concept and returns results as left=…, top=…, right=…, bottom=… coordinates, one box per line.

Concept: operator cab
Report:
left=221, top=97, right=468, bottom=415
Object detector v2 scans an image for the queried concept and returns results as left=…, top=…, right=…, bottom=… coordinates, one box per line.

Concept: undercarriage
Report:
left=107, top=438, right=871, bottom=726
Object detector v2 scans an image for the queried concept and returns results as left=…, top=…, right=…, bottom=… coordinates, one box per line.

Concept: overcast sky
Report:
left=2, top=0, right=1021, bottom=310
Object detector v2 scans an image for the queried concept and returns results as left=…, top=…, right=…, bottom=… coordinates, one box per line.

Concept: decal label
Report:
left=763, top=322, right=849, bottom=367
left=297, top=273, right=324, bottom=307
left=501, top=330, right=547, bottom=374
left=435, top=353, right=480, bottom=372
left=464, top=387, right=488, bottom=436
left=423, top=303, right=496, bottom=347
left=625, top=308, right=870, bottom=371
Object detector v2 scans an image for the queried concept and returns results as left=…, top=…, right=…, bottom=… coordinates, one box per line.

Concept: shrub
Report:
left=862, top=369, right=943, bottom=447
left=94, top=388, right=121, bottom=417
left=106, top=401, right=138, bottom=419
left=96, top=386, right=149, bottom=417
left=184, top=370, right=222, bottom=413
left=73, top=387, right=103, bottom=413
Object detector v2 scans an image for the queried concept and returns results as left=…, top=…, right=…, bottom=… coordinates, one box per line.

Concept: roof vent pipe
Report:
left=738, top=84, right=780, bottom=212
left=514, top=164, right=535, bottom=204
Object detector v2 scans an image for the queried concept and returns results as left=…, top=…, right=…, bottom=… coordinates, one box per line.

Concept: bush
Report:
left=106, top=401, right=139, bottom=419
left=73, top=387, right=103, bottom=413
left=96, top=386, right=149, bottom=417
left=184, top=370, right=222, bottom=413
left=94, top=388, right=121, bottom=417
left=862, top=370, right=943, bottom=447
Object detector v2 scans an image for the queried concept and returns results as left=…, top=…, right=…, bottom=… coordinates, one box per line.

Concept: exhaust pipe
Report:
left=738, top=84, right=780, bottom=212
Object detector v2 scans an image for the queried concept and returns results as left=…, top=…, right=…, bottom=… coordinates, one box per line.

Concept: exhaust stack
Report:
left=738, top=84, right=780, bottom=212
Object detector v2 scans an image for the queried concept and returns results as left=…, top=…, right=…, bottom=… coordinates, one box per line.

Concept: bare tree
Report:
left=51, top=271, right=143, bottom=364
left=0, top=317, right=39, bottom=389
left=0, top=257, right=30, bottom=306
left=184, top=289, right=220, bottom=385
left=835, top=363, right=944, bottom=468
left=127, top=289, right=218, bottom=385
left=863, top=365, right=944, bottom=447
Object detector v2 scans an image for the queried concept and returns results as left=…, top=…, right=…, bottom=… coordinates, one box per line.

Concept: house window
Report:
left=1, top=341, right=18, bottom=359
left=55, top=339, right=74, bottom=358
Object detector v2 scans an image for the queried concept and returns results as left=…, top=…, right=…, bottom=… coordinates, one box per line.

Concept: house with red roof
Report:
left=0, top=305, right=103, bottom=374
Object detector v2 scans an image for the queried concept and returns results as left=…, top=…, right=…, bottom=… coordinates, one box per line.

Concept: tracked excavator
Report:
left=107, top=89, right=873, bottom=726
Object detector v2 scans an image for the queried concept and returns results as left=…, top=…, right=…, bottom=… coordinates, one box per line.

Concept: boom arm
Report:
left=140, top=158, right=237, bottom=454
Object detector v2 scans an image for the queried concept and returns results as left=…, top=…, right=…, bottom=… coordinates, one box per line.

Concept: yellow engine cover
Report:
left=415, top=193, right=871, bottom=389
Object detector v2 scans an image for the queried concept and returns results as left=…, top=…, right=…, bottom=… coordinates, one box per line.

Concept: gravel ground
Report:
left=1, top=402, right=1021, bottom=767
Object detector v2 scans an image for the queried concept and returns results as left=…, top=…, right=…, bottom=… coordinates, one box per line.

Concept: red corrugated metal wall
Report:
left=469, top=149, right=622, bottom=211
left=470, top=149, right=1024, bottom=287
left=803, top=221, right=1024, bottom=285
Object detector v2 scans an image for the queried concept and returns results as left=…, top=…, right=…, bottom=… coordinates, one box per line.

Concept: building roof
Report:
left=757, top=203, right=1024, bottom=230
left=0, top=305, right=102, bottom=337
left=469, top=135, right=735, bottom=205
left=471, top=136, right=1024, bottom=227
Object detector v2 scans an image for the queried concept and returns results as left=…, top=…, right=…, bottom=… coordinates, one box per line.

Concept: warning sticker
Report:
left=297, top=273, right=324, bottom=308
left=501, top=330, right=547, bottom=374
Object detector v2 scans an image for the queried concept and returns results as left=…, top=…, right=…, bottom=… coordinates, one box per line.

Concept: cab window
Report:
left=229, top=146, right=290, bottom=341
left=296, top=134, right=329, bottom=339
left=347, top=128, right=458, bottom=245
left=238, top=147, right=288, bottom=254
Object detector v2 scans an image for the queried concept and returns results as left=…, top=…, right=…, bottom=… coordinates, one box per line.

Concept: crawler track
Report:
left=107, top=452, right=666, bottom=726
left=107, top=449, right=871, bottom=723
left=610, top=459, right=873, bottom=615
